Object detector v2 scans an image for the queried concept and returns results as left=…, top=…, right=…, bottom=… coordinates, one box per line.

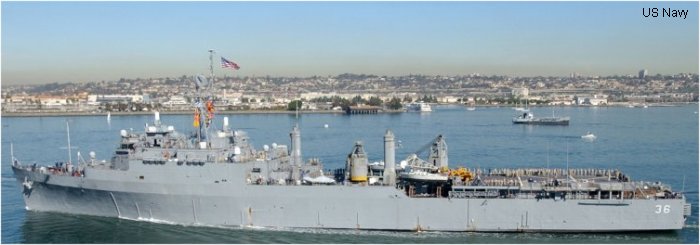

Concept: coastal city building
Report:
left=1, top=73, right=697, bottom=113
left=574, top=95, right=608, bottom=106
left=639, top=69, right=648, bottom=79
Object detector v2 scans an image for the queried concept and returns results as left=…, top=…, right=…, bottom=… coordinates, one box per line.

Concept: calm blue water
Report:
left=2, top=105, right=698, bottom=243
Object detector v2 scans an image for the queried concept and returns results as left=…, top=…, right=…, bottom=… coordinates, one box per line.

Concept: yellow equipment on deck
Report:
left=449, top=167, right=474, bottom=182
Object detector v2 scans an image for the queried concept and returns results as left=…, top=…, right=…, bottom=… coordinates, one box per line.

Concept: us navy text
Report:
left=643, top=8, right=689, bottom=19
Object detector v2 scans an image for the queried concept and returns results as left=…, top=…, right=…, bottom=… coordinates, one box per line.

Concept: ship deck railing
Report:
left=446, top=185, right=684, bottom=200
left=16, top=163, right=85, bottom=178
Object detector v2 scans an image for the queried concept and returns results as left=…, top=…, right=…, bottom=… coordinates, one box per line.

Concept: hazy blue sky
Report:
left=2, top=2, right=698, bottom=85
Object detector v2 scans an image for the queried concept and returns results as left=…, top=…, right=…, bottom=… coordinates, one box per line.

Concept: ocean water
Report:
left=2, top=105, right=698, bottom=243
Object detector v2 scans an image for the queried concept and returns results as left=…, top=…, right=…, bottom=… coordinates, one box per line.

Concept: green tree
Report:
left=331, top=96, right=351, bottom=110
left=368, top=96, right=383, bottom=106
left=387, top=97, right=402, bottom=110
left=287, top=100, right=303, bottom=111
left=351, top=95, right=366, bottom=105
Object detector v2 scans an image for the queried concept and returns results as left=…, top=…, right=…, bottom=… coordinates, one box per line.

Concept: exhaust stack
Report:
left=383, top=129, right=396, bottom=185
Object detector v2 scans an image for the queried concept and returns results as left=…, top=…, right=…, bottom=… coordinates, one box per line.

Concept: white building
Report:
left=438, top=96, right=460, bottom=103
left=511, top=87, right=529, bottom=97
left=162, top=96, right=189, bottom=106
left=88, top=94, right=146, bottom=105
left=40, top=97, right=67, bottom=106
left=300, top=92, right=335, bottom=100
left=575, top=95, right=608, bottom=106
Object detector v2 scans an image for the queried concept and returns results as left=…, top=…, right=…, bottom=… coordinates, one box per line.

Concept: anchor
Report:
left=22, top=176, right=33, bottom=196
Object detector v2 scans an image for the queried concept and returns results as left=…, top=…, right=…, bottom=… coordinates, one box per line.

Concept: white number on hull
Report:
left=655, top=205, right=671, bottom=214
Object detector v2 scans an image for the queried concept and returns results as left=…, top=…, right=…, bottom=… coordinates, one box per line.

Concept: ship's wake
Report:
left=112, top=215, right=464, bottom=239
left=117, top=216, right=178, bottom=226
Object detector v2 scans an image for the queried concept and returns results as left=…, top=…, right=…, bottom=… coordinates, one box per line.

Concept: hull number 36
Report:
left=655, top=205, right=671, bottom=214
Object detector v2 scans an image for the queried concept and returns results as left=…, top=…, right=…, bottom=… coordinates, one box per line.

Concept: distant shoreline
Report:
left=1, top=102, right=695, bottom=117
left=0, top=110, right=345, bottom=117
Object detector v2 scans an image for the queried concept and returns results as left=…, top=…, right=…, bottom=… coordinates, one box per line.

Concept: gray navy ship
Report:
left=512, top=110, right=570, bottom=126
left=10, top=58, right=691, bottom=232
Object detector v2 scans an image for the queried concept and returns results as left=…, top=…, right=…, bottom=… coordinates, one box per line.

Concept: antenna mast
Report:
left=208, top=49, right=215, bottom=87
left=565, top=142, right=569, bottom=179
left=682, top=175, right=686, bottom=194
left=546, top=141, right=550, bottom=169
left=66, top=120, right=72, bottom=164
left=10, top=142, right=15, bottom=166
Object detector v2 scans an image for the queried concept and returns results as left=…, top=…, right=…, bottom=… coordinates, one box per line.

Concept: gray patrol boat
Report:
left=10, top=58, right=691, bottom=232
left=513, top=110, right=570, bottom=126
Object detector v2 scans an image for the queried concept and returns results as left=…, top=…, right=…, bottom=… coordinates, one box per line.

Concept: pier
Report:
left=345, top=106, right=380, bottom=114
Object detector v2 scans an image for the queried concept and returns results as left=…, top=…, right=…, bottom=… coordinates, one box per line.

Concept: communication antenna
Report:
left=66, top=120, right=72, bottom=165
left=10, top=142, right=15, bottom=166
left=682, top=175, right=686, bottom=194
left=565, top=142, right=569, bottom=179
left=546, top=141, right=550, bottom=169
left=552, top=106, right=555, bottom=118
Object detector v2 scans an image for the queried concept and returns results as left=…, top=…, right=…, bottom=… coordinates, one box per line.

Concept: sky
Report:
left=2, top=1, right=698, bottom=85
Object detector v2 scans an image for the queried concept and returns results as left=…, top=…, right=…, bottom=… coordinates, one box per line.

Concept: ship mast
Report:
left=196, top=91, right=202, bottom=143
left=194, top=50, right=216, bottom=144
left=191, top=50, right=220, bottom=145
left=209, top=49, right=215, bottom=88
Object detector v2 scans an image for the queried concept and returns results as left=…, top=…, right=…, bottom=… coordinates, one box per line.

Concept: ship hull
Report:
left=14, top=166, right=686, bottom=232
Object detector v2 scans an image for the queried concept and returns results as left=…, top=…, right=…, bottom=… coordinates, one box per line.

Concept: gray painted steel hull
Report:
left=14, top=165, right=686, bottom=232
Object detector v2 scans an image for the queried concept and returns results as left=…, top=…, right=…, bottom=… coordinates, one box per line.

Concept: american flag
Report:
left=221, top=57, right=240, bottom=70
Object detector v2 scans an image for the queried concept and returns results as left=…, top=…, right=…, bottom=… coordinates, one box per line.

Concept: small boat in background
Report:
left=581, top=132, right=597, bottom=141
left=407, top=102, right=432, bottom=112
left=513, top=111, right=570, bottom=126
